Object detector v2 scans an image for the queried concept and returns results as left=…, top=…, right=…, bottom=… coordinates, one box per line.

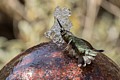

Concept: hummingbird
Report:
left=57, top=19, right=104, bottom=67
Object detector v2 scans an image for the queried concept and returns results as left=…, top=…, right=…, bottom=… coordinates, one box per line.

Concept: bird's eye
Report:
left=88, top=50, right=90, bottom=53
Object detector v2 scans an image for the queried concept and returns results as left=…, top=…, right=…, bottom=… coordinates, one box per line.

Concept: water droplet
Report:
left=45, top=6, right=73, bottom=46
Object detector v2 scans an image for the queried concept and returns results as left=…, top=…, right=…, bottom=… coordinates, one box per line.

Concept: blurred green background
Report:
left=0, top=0, right=120, bottom=69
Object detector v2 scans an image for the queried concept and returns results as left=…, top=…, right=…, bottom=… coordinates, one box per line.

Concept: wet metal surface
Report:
left=0, top=42, right=120, bottom=80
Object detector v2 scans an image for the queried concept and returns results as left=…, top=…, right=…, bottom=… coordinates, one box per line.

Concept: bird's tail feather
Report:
left=93, top=49, right=104, bottom=52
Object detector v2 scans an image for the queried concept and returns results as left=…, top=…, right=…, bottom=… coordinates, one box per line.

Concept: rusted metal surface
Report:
left=0, top=42, right=120, bottom=80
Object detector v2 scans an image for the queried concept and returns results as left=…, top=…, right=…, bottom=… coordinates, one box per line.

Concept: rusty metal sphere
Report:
left=0, top=42, right=120, bottom=80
